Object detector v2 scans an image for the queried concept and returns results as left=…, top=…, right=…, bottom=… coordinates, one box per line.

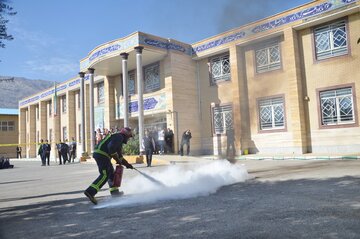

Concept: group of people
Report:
left=142, top=128, right=191, bottom=167
left=37, top=137, right=77, bottom=166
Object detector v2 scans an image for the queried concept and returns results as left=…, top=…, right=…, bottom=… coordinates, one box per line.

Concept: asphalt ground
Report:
left=1, top=157, right=360, bottom=239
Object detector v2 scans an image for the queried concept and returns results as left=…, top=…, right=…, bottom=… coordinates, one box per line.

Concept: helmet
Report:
left=120, top=127, right=133, bottom=139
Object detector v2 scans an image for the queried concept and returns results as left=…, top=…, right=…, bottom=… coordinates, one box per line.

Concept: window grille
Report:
left=78, top=124, right=82, bottom=143
left=213, top=105, right=233, bottom=134
left=63, top=127, right=67, bottom=142
left=128, top=72, right=135, bottom=95
left=77, top=91, right=81, bottom=109
left=97, top=82, right=105, bottom=104
left=62, top=95, right=67, bottom=113
left=49, top=101, right=52, bottom=116
left=210, top=54, right=231, bottom=84
left=320, top=87, right=354, bottom=125
left=144, top=64, right=160, bottom=92
left=259, top=97, right=285, bottom=130
left=255, top=43, right=281, bottom=73
left=0, top=121, right=15, bottom=131
left=314, top=20, right=348, bottom=60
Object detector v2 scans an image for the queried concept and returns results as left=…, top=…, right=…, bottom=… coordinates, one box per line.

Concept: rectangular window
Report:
left=62, top=95, right=67, bottom=113
left=78, top=124, right=82, bottom=143
left=212, top=105, right=233, bottom=134
left=259, top=97, right=285, bottom=130
left=77, top=91, right=81, bottom=109
left=63, top=126, right=67, bottom=142
left=49, top=101, right=52, bottom=116
left=314, top=20, right=348, bottom=60
left=0, top=121, right=15, bottom=131
left=255, top=43, right=281, bottom=73
left=97, top=82, right=105, bottom=104
left=129, top=71, right=135, bottom=95
left=144, top=63, right=160, bottom=92
left=209, top=54, right=231, bottom=84
left=49, top=129, right=52, bottom=142
left=8, top=121, right=14, bottom=131
left=320, top=87, right=354, bottom=126
left=36, top=106, right=39, bottom=120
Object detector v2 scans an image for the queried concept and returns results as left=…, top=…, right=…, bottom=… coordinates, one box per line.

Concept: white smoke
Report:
left=94, top=160, right=250, bottom=209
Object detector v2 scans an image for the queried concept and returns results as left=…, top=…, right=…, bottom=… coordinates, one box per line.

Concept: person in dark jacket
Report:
left=84, top=127, right=134, bottom=205
left=42, top=139, right=51, bottom=166
left=69, top=137, right=77, bottom=163
left=60, top=141, right=69, bottom=164
left=57, top=141, right=63, bottom=165
left=180, top=129, right=192, bottom=156
left=38, top=139, right=45, bottom=166
left=16, top=146, right=22, bottom=159
left=142, top=130, right=155, bottom=167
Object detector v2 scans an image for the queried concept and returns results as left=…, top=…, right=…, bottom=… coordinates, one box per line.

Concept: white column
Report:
left=135, top=46, right=144, bottom=152
left=79, top=72, right=86, bottom=156
left=88, top=68, right=95, bottom=153
left=121, top=52, right=129, bottom=127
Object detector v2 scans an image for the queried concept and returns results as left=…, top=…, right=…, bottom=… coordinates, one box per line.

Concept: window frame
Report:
left=254, top=42, right=282, bottom=74
left=62, top=95, right=67, bottom=114
left=208, top=53, right=231, bottom=85
left=97, top=81, right=105, bottom=104
left=128, top=71, right=136, bottom=95
left=316, top=83, right=358, bottom=129
left=257, top=95, right=287, bottom=133
left=144, top=62, right=160, bottom=93
left=313, top=18, right=349, bottom=61
left=62, top=126, right=67, bottom=142
left=211, top=103, right=234, bottom=135
left=0, top=121, right=15, bottom=131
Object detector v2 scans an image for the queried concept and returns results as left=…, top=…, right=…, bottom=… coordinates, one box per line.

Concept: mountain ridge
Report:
left=0, top=76, right=55, bottom=108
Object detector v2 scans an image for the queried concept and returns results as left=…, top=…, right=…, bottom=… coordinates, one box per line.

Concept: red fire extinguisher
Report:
left=113, top=165, right=124, bottom=187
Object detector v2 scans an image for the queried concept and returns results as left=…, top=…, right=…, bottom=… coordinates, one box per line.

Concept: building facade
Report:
left=19, top=0, right=360, bottom=158
left=0, top=108, right=19, bottom=158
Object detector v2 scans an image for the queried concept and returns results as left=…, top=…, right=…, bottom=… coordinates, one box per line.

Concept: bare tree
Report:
left=0, top=0, right=16, bottom=48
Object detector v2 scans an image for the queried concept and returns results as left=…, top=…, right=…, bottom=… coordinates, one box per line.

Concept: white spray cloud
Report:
left=95, top=160, right=250, bottom=209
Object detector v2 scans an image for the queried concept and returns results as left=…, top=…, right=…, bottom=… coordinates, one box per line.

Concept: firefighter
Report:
left=84, top=127, right=134, bottom=205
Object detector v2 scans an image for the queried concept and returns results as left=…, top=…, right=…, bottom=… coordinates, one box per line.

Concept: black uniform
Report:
left=60, top=143, right=69, bottom=164
left=84, top=133, right=133, bottom=198
left=42, top=143, right=51, bottom=166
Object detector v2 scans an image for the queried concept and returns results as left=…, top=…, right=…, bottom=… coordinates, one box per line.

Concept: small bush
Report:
left=123, top=133, right=140, bottom=155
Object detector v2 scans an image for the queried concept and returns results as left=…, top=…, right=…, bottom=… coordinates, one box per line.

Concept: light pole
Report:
left=168, top=110, right=179, bottom=154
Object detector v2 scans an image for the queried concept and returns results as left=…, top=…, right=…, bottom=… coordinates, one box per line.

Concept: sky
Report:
left=0, top=0, right=311, bottom=82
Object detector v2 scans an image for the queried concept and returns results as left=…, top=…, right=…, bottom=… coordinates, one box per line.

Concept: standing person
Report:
left=43, top=140, right=51, bottom=166
left=61, top=141, right=69, bottom=164
left=38, top=139, right=45, bottom=166
left=69, top=137, right=77, bottom=163
left=158, top=128, right=165, bottom=155
left=142, top=130, right=155, bottom=167
left=165, top=128, right=174, bottom=153
left=84, top=127, right=134, bottom=205
left=16, top=145, right=22, bottom=159
left=57, top=141, right=63, bottom=165
left=180, top=129, right=192, bottom=156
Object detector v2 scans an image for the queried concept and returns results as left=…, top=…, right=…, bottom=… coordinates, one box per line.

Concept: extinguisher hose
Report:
left=133, top=168, right=166, bottom=187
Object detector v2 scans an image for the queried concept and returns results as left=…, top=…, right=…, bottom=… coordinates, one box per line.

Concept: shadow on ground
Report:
left=1, top=176, right=360, bottom=238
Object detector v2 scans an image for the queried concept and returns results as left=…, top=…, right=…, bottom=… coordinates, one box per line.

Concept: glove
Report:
left=125, top=163, right=134, bottom=169
left=122, top=160, right=134, bottom=169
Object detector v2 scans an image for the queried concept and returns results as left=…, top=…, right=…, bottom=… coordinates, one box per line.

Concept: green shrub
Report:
left=122, top=133, right=140, bottom=155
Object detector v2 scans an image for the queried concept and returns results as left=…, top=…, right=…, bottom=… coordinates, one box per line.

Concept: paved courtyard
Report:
left=1, top=157, right=360, bottom=238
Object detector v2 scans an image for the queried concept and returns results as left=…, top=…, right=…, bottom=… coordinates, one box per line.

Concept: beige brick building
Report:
left=19, top=0, right=360, bottom=159
left=0, top=108, right=19, bottom=158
